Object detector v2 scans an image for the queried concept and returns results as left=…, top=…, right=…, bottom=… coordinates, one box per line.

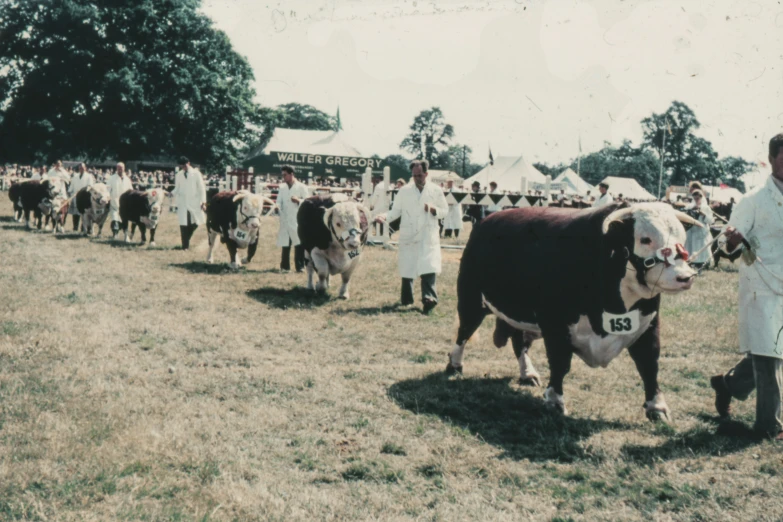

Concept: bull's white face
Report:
left=604, top=203, right=698, bottom=304
left=145, top=189, right=166, bottom=220
left=325, top=201, right=367, bottom=250
left=236, top=193, right=263, bottom=231
left=89, top=184, right=111, bottom=209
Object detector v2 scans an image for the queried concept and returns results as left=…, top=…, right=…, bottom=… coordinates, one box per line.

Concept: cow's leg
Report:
left=338, top=259, right=360, bottom=300
left=35, top=210, right=43, bottom=230
left=242, top=239, right=258, bottom=265
left=542, top=332, right=572, bottom=414
left=306, top=259, right=315, bottom=290
left=148, top=226, right=156, bottom=246
left=511, top=329, right=542, bottom=387
left=311, top=250, right=330, bottom=293
left=129, top=222, right=137, bottom=241
left=448, top=272, right=488, bottom=375
left=121, top=220, right=130, bottom=242
left=24, top=209, right=31, bottom=229
left=228, top=242, right=241, bottom=270
left=628, top=317, right=670, bottom=422
left=138, top=223, right=147, bottom=244
left=206, top=230, right=218, bottom=263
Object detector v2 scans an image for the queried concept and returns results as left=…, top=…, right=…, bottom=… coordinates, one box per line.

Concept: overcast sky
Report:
left=201, top=0, right=783, bottom=166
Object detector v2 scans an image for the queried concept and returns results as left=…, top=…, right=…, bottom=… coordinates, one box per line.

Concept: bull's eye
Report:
left=640, top=237, right=652, bottom=245
left=336, top=222, right=342, bottom=228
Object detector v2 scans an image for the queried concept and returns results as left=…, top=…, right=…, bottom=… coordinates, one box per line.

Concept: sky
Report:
left=200, top=0, right=783, bottom=167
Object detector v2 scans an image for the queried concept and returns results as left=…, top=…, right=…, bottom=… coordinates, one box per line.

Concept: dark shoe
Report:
left=710, top=374, right=732, bottom=418
left=422, top=299, right=437, bottom=315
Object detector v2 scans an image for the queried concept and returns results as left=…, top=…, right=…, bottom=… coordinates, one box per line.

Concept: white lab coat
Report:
left=684, top=202, right=714, bottom=265
left=106, top=173, right=133, bottom=221
left=443, top=191, right=463, bottom=231
left=171, top=166, right=207, bottom=226
left=487, top=189, right=502, bottom=212
left=593, top=192, right=614, bottom=208
left=68, top=172, right=95, bottom=214
left=728, top=175, right=783, bottom=359
left=387, top=181, right=449, bottom=278
left=46, top=167, right=71, bottom=196
left=370, top=181, right=388, bottom=217
left=276, top=180, right=310, bottom=247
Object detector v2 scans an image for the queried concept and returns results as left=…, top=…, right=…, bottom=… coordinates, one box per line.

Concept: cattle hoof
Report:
left=646, top=409, right=671, bottom=423
left=206, top=257, right=214, bottom=265
left=338, top=293, right=350, bottom=300
left=229, top=263, right=241, bottom=270
left=519, top=375, right=541, bottom=387
left=149, top=241, right=156, bottom=247
left=445, top=362, right=463, bottom=375
left=241, top=257, right=249, bottom=264
left=544, top=387, right=568, bottom=415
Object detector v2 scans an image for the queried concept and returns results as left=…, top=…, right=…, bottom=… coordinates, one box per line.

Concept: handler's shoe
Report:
left=422, top=299, right=437, bottom=315
left=710, top=374, right=732, bottom=418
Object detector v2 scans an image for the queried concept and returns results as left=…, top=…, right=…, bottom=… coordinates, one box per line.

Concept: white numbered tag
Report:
left=234, top=229, right=249, bottom=241
left=347, top=249, right=360, bottom=260
left=602, top=310, right=640, bottom=335
left=94, top=207, right=104, bottom=215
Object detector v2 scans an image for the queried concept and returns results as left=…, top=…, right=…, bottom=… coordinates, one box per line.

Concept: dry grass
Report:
left=1, top=198, right=782, bottom=521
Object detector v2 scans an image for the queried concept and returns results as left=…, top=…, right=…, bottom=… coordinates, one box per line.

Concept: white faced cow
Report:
left=448, top=202, right=701, bottom=422
left=75, top=183, right=111, bottom=237
left=206, top=190, right=275, bottom=270
left=297, top=194, right=371, bottom=300
left=119, top=189, right=167, bottom=246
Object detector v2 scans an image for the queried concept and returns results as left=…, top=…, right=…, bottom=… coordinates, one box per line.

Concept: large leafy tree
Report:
left=717, top=156, right=753, bottom=191
left=0, top=0, right=259, bottom=170
left=399, top=107, right=454, bottom=165
left=572, top=140, right=661, bottom=195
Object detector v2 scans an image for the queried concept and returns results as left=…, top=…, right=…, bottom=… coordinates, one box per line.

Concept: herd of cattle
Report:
left=7, top=178, right=737, bottom=423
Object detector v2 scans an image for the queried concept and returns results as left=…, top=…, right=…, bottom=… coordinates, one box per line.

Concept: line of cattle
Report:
left=7, top=179, right=730, bottom=424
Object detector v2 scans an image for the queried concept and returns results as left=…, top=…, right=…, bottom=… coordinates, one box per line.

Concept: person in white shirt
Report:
left=276, top=165, right=310, bottom=271
left=30, top=167, right=43, bottom=181
left=683, top=190, right=714, bottom=269
left=443, top=180, right=464, bottom=238
left=68, top=163, right=95, bottom=231
left=170, top=156, right=207, bottom=250
left=592, top=182, right=613, bottom=208
left=107, top=162, right=133, bottom=238
left=486, top=181, right=502, bottom=215
left=46, top=160, right=71, bottom=196
left=378, top=160, right=449, bottom=314
left=369, top=175, right=388, bottom=237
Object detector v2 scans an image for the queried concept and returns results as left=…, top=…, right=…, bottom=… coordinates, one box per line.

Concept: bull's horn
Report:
left=323, top=206, right=335, bottom=232
left=356, top=204, right=372, bottom=228
left=232, top=191, right=249, bottom=203
left=672, top=210, right=704, bottom=229
left=602, top=207, right=635, bottom=234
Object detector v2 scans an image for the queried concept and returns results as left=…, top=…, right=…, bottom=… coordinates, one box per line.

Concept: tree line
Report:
left=0, top=0, right=757, bottom=190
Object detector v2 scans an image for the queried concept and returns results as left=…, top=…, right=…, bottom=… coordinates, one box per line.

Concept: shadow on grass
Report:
left=246, top=286, right=331, bottom=309
left=53, top=234, right=87, bottom=240
left=168, top=261, right=251, bottom=275
left=1, top=224, right=27, bottom=230
left=620, top=421, right=760, bottom=464
left=388, top=373, right=630, bottom=462
left=0, top=216, right=19, bottom=223
left=331, top=303, right=421, bottom=316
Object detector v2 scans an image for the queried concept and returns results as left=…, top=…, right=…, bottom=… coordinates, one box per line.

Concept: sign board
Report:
left=244, top=151, right=407, bottom=180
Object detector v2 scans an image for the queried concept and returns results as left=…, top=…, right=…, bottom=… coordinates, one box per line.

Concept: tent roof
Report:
left=462, top=155, right=546, bottom=192
left=702, top=185, right=744, bottom=204
left=246, top=128, right=363, bottom=159
left=554, top=168, right=594, bottom=195
left=428, top=169, right=462, bottom=183
left=600, top=176, right=657, bottom=201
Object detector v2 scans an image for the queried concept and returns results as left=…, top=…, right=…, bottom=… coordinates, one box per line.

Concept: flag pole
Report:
left=577, top=135, right=582, bottom=175
left=657, top=122, right=667, bottom=200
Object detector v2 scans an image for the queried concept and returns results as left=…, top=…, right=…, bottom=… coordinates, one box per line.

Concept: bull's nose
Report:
left=676, top=275, right=695, bottom=283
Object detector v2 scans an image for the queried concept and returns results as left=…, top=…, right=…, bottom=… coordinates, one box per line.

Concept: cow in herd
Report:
left=448, top=202, right=703, bottom=421
left=13, top=179, right=61, bottom=230
left=119, top=189, right=167, bottom=246
left=75, top=183, right=111, bottom=237
left=206, top=190, right=275, bottom=269
left=297, top=194, right=371, bottom=300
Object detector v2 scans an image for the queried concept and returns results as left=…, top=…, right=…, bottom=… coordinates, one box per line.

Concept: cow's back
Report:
left=298, top=196, right=337, bottom=253
left=75, top=188, right=92, bottom=213
left=206, top=191, right=238, bottom=233
left=119, top=190, right=149, bottom=221
left=18, top=180, right=46, bottom=211
left=459, top=204, right=624, bottom=325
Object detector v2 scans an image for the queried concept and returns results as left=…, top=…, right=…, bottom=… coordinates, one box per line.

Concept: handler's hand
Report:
left=424, top=203, right=437, bottom=216
left=291, top=197, right=301, bottom=204
left=374, top=215, right=387, bottom=223
left=724, top=226, right=744, bottom=251
left=200, top=202, right=207, bottom=211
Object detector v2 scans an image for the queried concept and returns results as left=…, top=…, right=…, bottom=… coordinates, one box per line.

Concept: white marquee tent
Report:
left=702, top=185, right=744, bottom=204
left=600, top=176, right=657, bottom=201
left=462, top=155, right=546, bottom=192
left=554, top=168, right=594, bottom=196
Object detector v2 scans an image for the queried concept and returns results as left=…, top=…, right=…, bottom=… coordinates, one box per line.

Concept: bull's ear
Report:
left=323, top=207, right=334, bottom=231
left=356, top=204, right=372, bottom=232
left=602, top=207, right=634, bottom=234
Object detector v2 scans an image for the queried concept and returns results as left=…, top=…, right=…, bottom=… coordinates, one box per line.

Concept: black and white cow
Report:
left=75, top=183, right=111, bottom=237
left=118, top=189, right=166, bottom=246
left=297, top=194, right=371, bottom=300
left=16, top=180, right=59, bottom=230
left=8, top=181, right=24, bottom=222
left=205, top=190, right=275, bottom=269
left=448, top=202, right=702, bottom=421
left=39, top=193, right=70, bottom=234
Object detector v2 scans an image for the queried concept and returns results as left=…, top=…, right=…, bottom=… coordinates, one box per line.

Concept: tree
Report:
left=0, top=0, right=260, bottom=171
left=573, top=141, right=661, bottom=195
left=335, top=106, right=342, bottom=131
left=533, top=162, right=569, bottom=178
left=399, top=107, right=454, bottom=165
left=382, top=154, right=411, bottom=179
left=270, top=103, right=336, bottom=132
left=717, top=156, right=753, bottom=191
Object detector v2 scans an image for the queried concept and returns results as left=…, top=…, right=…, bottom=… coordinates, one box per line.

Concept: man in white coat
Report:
left=592, top=182, right=613, bottom=208
left=171, top=156, right=207, bottom=250
left=711, top=133, right=783, bottom=440
left=380, top=160, right=448, bottom=314
left=46, top=160, right=71, bottom=197
left=369, top=174, right=388, bottom=237
left=276, top=165, right=310, bottom=272
left=683, top=189, right=714, bottom=269
left=443, top=180, right=463, bottom=238
left=107, top=162, right=133, bottom=238
left=68, top=162, right=95, bottom=231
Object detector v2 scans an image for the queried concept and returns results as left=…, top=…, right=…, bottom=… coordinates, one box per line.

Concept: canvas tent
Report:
left=462, top=155, right=546, bottom=192
left=428, top=169, right=462, bottom=184
left=554, top=168, right=594, bottom=196
left=599, top=176, right=656, bottom=201
left=702, top=185, right=744, bottom=204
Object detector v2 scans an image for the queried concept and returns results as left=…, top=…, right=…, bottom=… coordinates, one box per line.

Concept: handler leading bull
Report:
left=448, top=202, right=702, bottom=421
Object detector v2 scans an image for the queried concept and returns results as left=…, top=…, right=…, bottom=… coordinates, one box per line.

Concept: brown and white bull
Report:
left=297, top=194, right=371, bottom=300
left=119, top=189, right=167, bottom=246
left=449, top=202, right=702, bottom=422
left=39, top=194, right=70, bottom=233
left=75, top=183, right=111, bottom=237
left=206, top=190, right=275, bottom=269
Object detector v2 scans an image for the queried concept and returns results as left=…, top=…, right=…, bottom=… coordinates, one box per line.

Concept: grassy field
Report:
left=1, top=198, right=782, bottom=521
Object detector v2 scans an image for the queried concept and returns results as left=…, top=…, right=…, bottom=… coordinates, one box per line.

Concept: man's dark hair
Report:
left=599, top=182, right=609, bottom=189
left=769, top=133, right=783, bottom=160
left=281, top=165, right=295, bottom=175
left=409, top=159, right=428, bottom=172
left=489, top=181, right=497, bottom=187
left=178, top=156, right=189, bottom=166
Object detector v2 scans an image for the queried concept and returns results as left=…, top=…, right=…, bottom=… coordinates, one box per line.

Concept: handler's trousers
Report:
left=401, top=273, right=437, bottom=306
left=72, top=215, right=80, bottom=231
left=179, top=212, right=198, bottom=250
left=281, top=240, right=305, bottom=272
left=723, top=354, right=783, bottom=437
left=443, top=229, right=460, bottom=238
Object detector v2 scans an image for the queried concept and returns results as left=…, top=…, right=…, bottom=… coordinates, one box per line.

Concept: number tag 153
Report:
left=602, top=310, right=641, bottom=335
